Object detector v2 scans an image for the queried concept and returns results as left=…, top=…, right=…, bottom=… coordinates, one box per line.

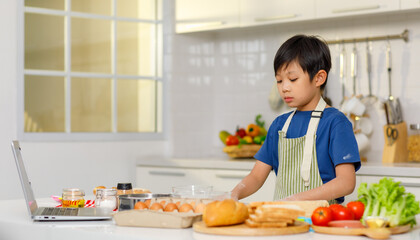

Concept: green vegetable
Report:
left=253, top=135, right=266, bottom=145
left=358, top=177, right=420, bottom=227
left=255, top=114, right=265, bottom=128
left=255, top=114, right=267, bottom=136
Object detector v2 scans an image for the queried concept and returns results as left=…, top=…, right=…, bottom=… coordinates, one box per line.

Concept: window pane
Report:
left=72, top=17, right=111, bottom=73
left=157, top=23, right=163, bottom=77
left=156, top=80, right=162, bottom=132
left=25, top=13, right=64, bottom=71
left=117, top=79, right=158, bottom=132
left=71, top=78, right=112, bottom=132
left=25, top=0, right=64, bottom=10
left=24, top=75, right=65, bottom=132
left=117, top=22, right=156, bottom=76
left=72, top=0, right=112, bottom=16
left=117, top=0, right=157, bottom=20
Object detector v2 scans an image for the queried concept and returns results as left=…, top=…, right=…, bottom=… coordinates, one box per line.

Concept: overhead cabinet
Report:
left=400, top=0, right=420, bottom=9
left=176, top=0, right=418, bottom=33
left=175, top=0, right=240, bottom=33
left=315, top=0, right=400, bottom=18
left=240, top=0, right=315, bottom=27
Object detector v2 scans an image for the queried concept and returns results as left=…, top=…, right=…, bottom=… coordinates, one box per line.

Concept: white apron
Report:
left=273, top=98, right=335, bottom=203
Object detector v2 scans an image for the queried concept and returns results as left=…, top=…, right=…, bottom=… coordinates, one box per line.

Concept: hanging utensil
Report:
left=384, top=40, right=403, bottom=124
left=362, top=41, right=377, bottom=104
left=268, top=81, right=283, bottom=111
left=339, top=43, right=347, bottom=108
left=323, top=86, right=332, bottom=106
left=350, top=42, right=358, bottom=97
left=344, top=43, right=366, bottom=117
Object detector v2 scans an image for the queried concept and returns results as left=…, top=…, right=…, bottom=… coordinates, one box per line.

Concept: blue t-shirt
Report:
left=255, top=107, right=361, bottom=203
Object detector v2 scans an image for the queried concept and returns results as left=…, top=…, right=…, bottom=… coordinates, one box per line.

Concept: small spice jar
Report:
left=117, top=183, right=133, bottom=195
left=62, top=188, right=85, bottom=208
left=95, top=188, right=117, bottom=211
left=408, top=124, right=420, bottom=162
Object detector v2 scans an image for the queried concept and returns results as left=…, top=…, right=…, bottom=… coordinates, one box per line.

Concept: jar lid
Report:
left=410, top=124, right=420, bottom=130
left=96, top=188, right=117, bottom=195
left=117, top=183, right=132, bottom=190
left=62, top=188, right=85, bottom=196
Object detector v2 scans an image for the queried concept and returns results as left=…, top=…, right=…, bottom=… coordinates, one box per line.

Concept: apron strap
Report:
left=281, top=110, right=296, bottom=133
left=301, top=98, right=327, bottom=186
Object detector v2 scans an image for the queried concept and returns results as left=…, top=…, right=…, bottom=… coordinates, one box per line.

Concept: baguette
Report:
left=203, top=199, right=249, bottom=227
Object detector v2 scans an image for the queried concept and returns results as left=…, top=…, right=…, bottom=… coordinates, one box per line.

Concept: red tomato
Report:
left=235, top=127, right=247, bottom=138
left=346, top=201, right=365, bottom=220
left=311, top=207, right=333, bottom=226
left=332, top=207, right=354, bottom=221
left=225, top=135, right=239, bottom=146
left=329, top=204, right=345, bottom=213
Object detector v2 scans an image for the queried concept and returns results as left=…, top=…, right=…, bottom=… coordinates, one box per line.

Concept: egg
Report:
left=178, top=203, right=194, bottom=213
left=175, top=201, right=181, bottom=208
left=194, top=203, right=206, bottom=213
left=160, top=200, right=166, bottom=206
left=134, top=201, right=148, bottom=210
left=164, top=203, right=178, bottom=212
left=144, top=199, right=151, bottom=207
left=149, top=202, right=163, bottom=211
left=189, top=201, right=196, bottom=208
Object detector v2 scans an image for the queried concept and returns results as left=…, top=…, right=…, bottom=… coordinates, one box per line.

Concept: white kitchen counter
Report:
left=1, top=198, right=419, bottom=240
left=137, top=157, right=420, bottom=178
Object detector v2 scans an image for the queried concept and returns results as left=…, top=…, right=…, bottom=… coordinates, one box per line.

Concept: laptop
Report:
left=11, top=140, right=112, bottom=221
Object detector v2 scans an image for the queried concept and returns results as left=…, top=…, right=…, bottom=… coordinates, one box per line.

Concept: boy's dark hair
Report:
left=273, top=34, right=331, bottom=90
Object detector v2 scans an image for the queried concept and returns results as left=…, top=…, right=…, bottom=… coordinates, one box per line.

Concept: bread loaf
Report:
left=249, top=200, right=329, bottom=218
left=203, top=199, right=249, bottom=227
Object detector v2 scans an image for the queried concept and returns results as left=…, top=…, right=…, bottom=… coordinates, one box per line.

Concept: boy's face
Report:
left=275, top=60, right=323, bottom=111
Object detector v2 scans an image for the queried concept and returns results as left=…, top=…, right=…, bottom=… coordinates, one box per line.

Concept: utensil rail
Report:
left=326, top=29, right=409, bottom=45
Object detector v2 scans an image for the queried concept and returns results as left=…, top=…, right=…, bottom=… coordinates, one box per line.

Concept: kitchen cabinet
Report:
left=401, top=0, right=420, bottom=9
left=315, top=0, right=400, bottom=19
left=175, top=0, right=240, bottom=33
left=136, top=165, right=276, bottom=202
left=240, top=0, right=315, bottom=27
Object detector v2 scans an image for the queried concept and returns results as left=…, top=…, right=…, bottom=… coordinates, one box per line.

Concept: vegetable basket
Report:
left=223, top=144, right=261, bottom=159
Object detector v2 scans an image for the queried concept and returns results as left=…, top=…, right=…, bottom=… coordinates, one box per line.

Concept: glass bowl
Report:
left=171, top=185, right=213, bottom=199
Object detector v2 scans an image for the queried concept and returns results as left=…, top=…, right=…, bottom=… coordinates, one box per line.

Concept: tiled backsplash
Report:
left=167, top=12, right=420, bottom=163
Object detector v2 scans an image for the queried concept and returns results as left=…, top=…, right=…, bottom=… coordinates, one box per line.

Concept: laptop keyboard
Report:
left=41, top=207, right=79, bottom=216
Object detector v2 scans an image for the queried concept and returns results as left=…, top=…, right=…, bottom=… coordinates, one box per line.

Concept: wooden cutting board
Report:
left=193, top=220, right=309, bottom=236
left=312, top=224, right=411, bottom=239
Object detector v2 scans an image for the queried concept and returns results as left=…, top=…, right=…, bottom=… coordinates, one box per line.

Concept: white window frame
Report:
left=17, top=0, right=165, bottom=141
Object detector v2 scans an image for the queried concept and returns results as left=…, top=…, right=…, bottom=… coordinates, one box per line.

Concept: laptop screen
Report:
left=11, top=141, right=39, bottom=216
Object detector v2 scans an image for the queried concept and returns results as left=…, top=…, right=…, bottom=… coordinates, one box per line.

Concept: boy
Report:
left=231, top=35, right=361, bottom=203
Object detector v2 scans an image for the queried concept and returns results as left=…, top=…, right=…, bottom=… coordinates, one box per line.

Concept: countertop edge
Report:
left=137, top=158, right=420, bottom=177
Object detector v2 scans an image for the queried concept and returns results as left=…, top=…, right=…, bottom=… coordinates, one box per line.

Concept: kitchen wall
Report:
left=1, top=0, right=420, bottom=201
left=169, top=11, right=420, bottom=163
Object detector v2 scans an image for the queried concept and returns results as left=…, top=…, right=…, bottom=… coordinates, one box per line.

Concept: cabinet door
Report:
left=240, top=0, right=315, bottom=27
left=175, top=0, right=240, bottom=33
left=209, top=169, right=276, bottom=203
left=401, top=0, right=420, bottom=9
left=316, top=0, right=399, bottom=19
left=136, top=166, right=212, bottom=193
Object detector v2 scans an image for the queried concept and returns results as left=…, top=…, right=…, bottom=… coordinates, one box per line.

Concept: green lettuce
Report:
left=358, top=177, right=420, bottom=227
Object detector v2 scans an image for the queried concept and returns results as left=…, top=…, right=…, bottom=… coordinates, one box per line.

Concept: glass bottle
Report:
left=62, top=188, right=85, bottom=208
